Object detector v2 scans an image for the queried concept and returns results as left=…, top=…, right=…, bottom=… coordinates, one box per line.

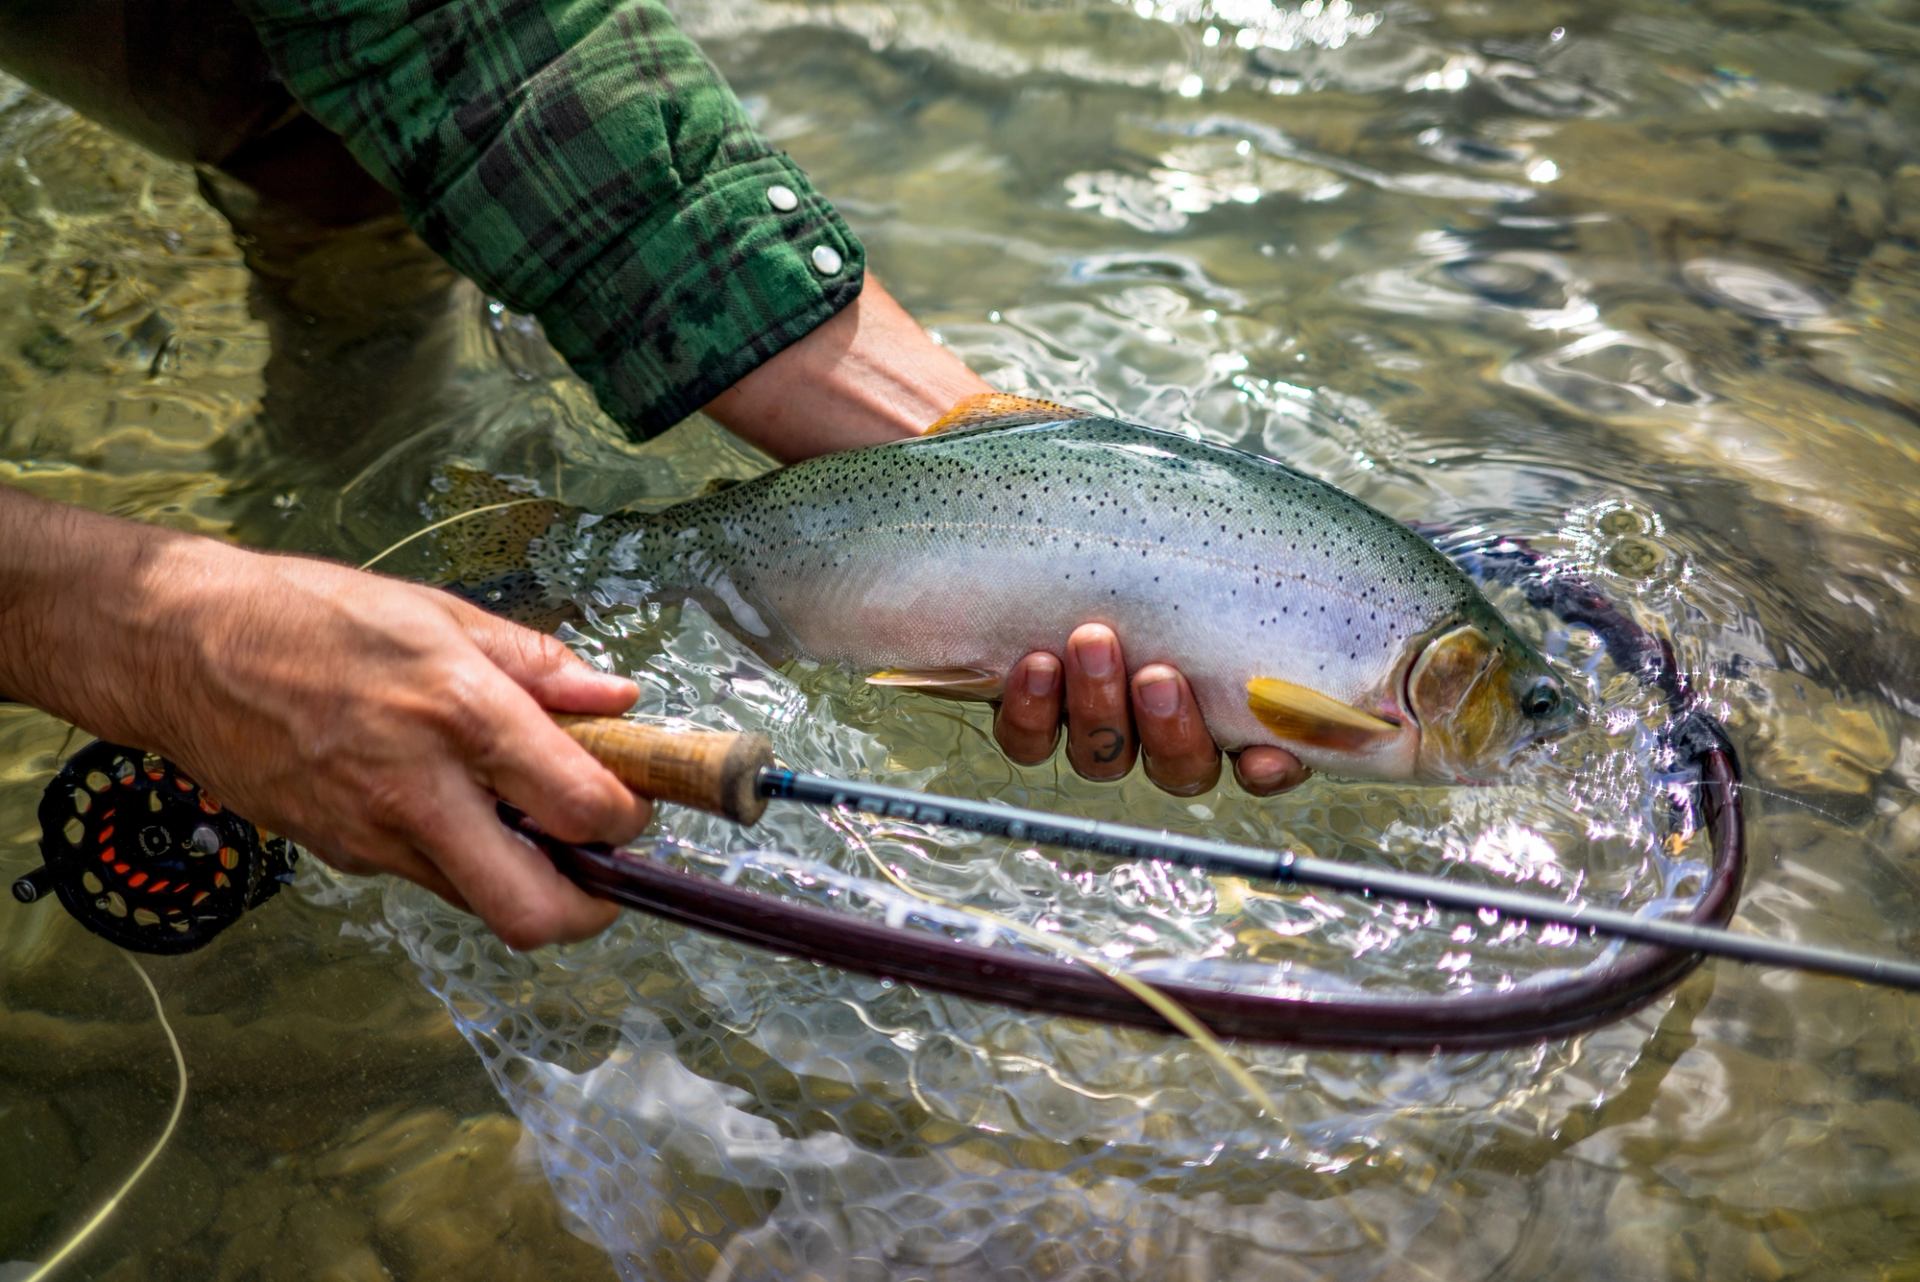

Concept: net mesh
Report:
left=358, top=572, right=1712, bottom=1280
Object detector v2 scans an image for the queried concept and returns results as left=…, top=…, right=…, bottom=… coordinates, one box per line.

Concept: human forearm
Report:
left=0, top=486, right=183, bottom=739
left=701, top=278, right=994, bottom=461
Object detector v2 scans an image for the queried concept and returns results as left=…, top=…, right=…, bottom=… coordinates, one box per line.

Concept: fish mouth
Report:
left=1468, top=697, right=1585, bottom=782
left=1474, top=731, right=1559, bottom=784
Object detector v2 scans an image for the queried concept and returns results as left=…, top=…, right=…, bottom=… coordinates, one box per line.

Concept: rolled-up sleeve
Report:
left=236, top=0, right=865, bottom=437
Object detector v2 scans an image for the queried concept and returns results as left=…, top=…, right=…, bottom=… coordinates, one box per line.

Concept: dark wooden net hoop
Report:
left=529, top=537, right=1744, bottom=1050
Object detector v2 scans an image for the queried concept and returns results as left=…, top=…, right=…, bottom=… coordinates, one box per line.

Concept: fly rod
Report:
left=554, top=716, right=1920, bottom=994
left=15, top=715, right=1910, bottom=994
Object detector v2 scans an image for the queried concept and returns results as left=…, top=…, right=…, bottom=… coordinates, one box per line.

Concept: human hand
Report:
left=994, top=624, right=1309, bottom=797
left=134, top=543, right=651, bottom=948
left=0, top=489, right=650, bottom=949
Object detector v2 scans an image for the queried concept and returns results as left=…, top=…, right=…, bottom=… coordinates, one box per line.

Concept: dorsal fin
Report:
left=923, top=392, right=1085, bottom=435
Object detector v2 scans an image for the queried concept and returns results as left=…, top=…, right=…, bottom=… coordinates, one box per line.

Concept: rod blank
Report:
left=554, top=718, right=1914, bottom=994
left=758, top=768, right=1920, bottom=993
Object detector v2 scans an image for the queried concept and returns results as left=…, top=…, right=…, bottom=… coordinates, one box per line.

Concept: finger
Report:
left=1131, top=665, right=1222, bottom=796
left=1064, top=624, right=1135, bottom=782
left=457, top=676, right=653, bottom=846
left=450, top=599, right=638, bottom=715
left=995, top=652, right=1063, bottom=765
left=1234, top=746, right=1311, bottom=796
left=410, top=774, right=620, bottom=949
left=309, top=835, right=472, bottom=913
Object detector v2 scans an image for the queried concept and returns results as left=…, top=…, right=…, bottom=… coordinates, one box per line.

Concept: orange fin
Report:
left=428, top=467, right=573, bottom=578
left=867, top=667, right=1005, bottom=699
left=1246, top=677, right=1400, bottom=752
left=425, top=467, right=581, bottom=629
left=923, top=392, right=1084, bottom=435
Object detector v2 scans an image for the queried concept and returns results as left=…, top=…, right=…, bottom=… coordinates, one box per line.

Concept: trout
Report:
left=444, top=395, right=1579, bottom=782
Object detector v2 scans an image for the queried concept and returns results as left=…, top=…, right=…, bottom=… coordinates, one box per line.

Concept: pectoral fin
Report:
left=1246, top=677, right=1401, bottom=752
left=868, top=667, right=1005, bottom=699
left=923, top=393, right=1084, bottom=435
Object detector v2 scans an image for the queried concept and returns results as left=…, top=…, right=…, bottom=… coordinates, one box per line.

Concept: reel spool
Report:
left=11, top=739, right=296, bottom=954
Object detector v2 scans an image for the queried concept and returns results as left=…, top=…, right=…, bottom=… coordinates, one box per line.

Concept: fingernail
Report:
left=1026, top=656, right=1059, bottom=698
left=1243, top=756, right=1305, bottom=794
left=1137, top=671, right=1179, bottom=718
left=1075, top=635, right=1115, bottom=680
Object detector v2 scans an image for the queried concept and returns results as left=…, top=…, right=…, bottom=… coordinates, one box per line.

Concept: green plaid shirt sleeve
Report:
left=235, top=0, right=865, bottom=438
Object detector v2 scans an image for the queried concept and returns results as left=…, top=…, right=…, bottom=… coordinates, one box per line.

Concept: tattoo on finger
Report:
left=1090, top=726, right=1128, bottom=764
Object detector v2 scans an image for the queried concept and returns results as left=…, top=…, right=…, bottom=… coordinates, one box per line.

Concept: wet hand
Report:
left=993, top=624, right=1308, bottom=796
left=128, top=544, right=648, bottom=948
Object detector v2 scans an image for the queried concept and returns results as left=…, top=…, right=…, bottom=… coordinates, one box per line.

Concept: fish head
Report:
left=1405, top=617, right=1580, bottom=782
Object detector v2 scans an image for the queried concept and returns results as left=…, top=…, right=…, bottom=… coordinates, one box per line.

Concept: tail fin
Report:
left=427, top=468, right=582, bottom=629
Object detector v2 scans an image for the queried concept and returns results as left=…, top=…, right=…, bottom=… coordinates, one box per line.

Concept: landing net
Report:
left=367, top=537, right=1742, bottom=1280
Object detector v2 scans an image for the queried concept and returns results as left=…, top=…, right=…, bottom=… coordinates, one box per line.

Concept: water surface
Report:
left=2, top=1, right=1918, bottom=1277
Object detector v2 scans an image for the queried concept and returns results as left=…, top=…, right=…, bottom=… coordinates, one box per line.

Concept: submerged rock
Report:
left=1735, top=670, right=1897, bottom=796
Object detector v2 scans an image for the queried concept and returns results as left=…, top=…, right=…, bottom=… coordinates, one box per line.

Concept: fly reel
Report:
left=11, top=739, right=296, bottom=954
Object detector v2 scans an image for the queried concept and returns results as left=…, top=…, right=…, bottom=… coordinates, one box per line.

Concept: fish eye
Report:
left=1521, top=679, right=1562, bottom=719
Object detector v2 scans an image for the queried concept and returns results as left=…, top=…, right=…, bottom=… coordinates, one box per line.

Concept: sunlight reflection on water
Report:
left=1, top=0, right=1918, bottom=1275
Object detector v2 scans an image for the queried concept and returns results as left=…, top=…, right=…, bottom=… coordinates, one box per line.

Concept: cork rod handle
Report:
left=554, top=716, right=773, bottom=825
